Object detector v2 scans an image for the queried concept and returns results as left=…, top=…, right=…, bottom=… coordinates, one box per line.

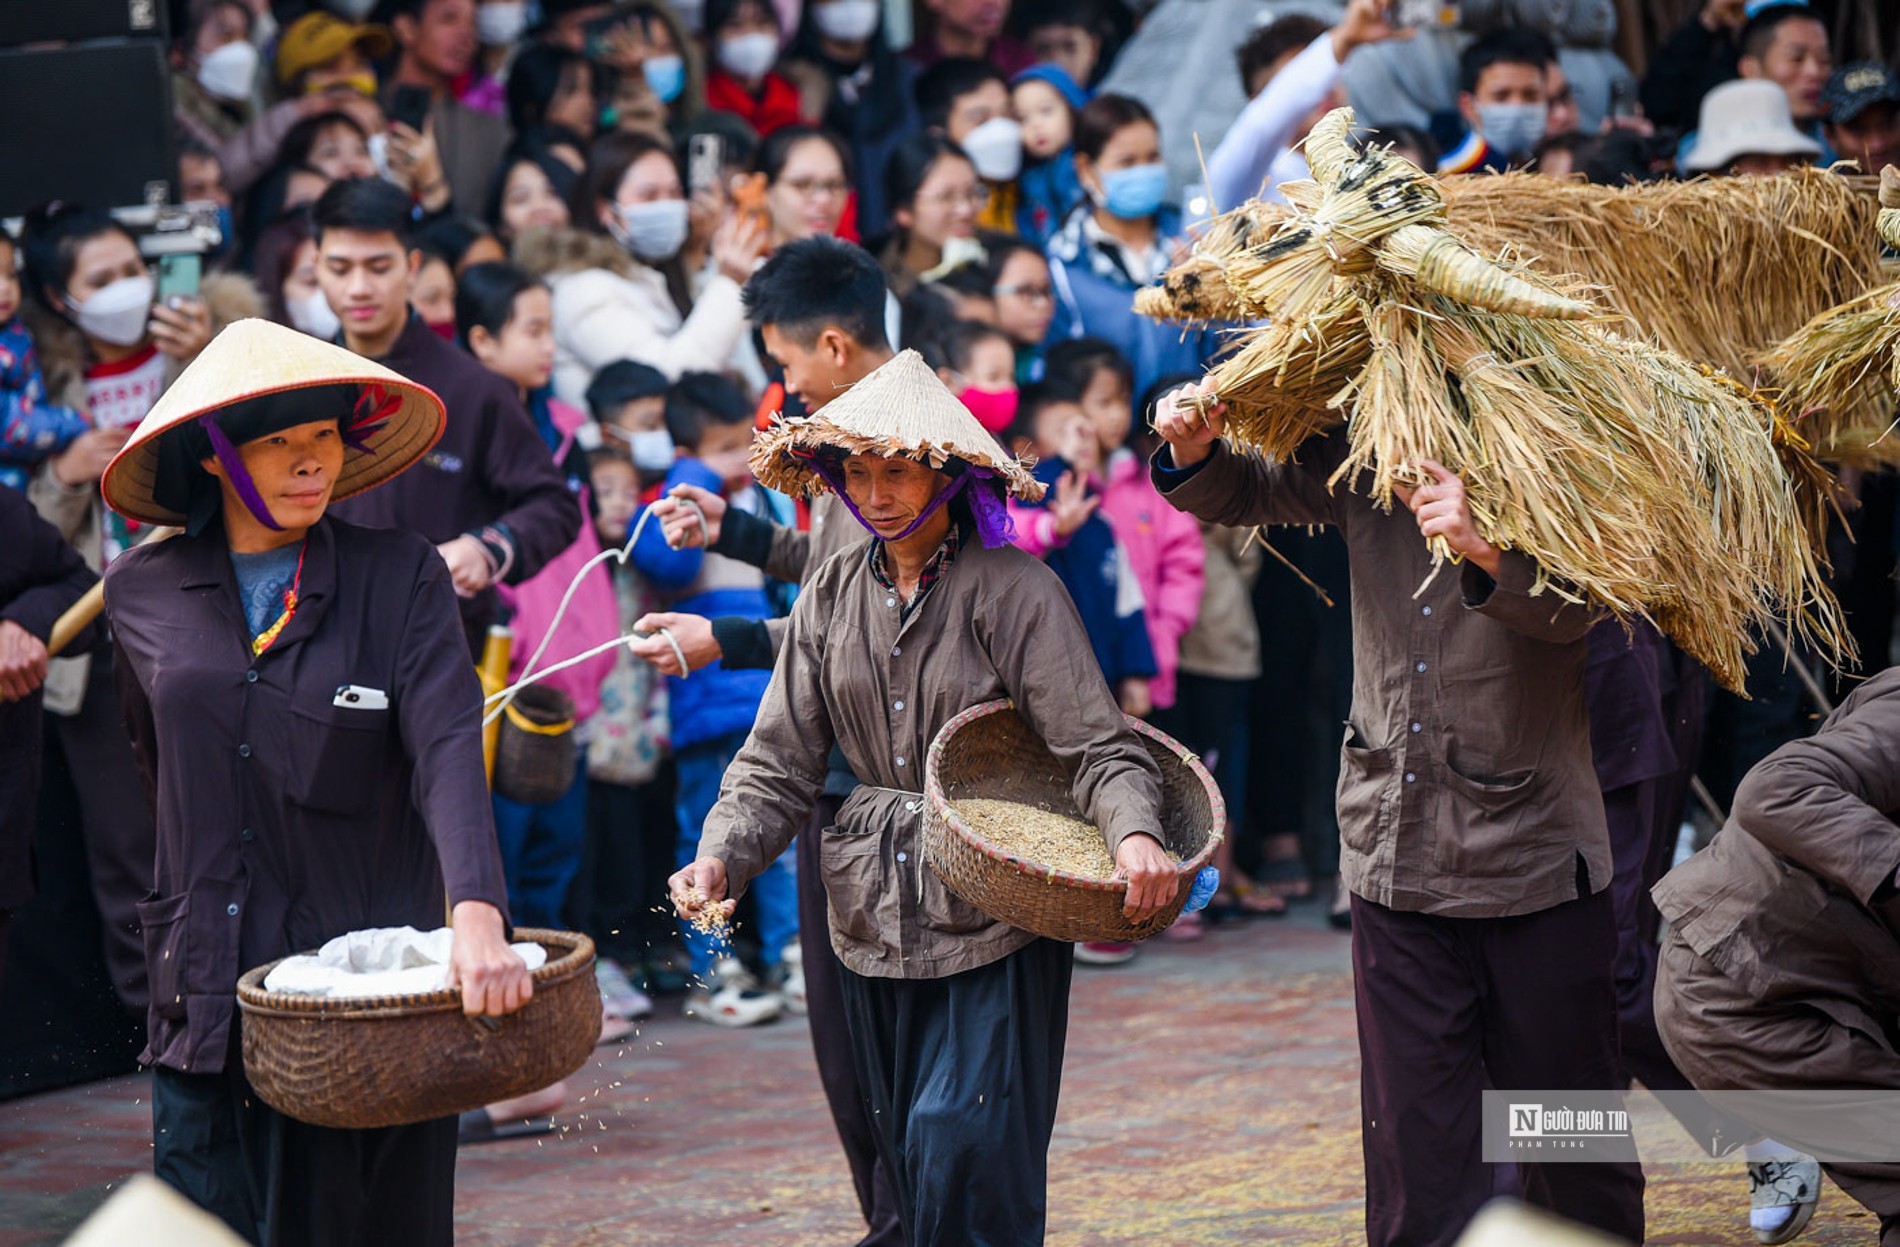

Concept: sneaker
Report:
left=596, top=957, right=654, bottom=1021
left=1159, top=911, right=1206, bottom=942
left=773, top=943, right=808, bottom=1016
left=1074, top=940, right=1138, bottom=966
left=1748, top=1156, right=1822, bottom=1245
left=683, top=956, right=782, bottom=1028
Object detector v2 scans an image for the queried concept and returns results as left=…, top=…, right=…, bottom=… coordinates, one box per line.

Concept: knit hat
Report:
left=102, top=319, right=445, bottom=529
left=1011, top=62, right=1088, bottom=111
left=1683, top=79, right=1821, bottom=173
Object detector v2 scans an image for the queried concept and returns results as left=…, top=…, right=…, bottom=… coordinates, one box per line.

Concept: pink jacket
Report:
left=496, top=398, right=618, bottom=724
left=1011, top=448, right=1206, bottom=707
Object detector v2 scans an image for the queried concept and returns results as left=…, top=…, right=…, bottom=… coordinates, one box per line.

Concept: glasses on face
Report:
left=917, top=187, right=988, bottom=211
left=994, top=283, right=1053, bottom=302
left=783, top=178, right=850, bottom=199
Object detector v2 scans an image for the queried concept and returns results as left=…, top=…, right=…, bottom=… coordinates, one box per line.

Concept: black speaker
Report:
left=0, top=42, right=177, bottom=218
left=0, top=0, right=166, bottom=49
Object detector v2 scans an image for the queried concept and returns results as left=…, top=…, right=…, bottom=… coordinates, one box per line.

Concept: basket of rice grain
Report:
left=235, top=928, right=599, bottom=1129
left=924, top=700, right=1223, bottom=943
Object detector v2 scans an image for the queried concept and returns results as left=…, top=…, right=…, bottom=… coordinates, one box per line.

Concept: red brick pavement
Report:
left=0, top=910, right=1884, bottom=1244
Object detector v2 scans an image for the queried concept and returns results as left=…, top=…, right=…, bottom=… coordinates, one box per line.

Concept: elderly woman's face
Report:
left=842, top=453, right=949, bottom=540
left=203, top=418, right=346, bottom=531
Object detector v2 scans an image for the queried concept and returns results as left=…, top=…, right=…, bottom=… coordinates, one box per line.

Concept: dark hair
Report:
left=742, top=235, right=890, bottom=349
left=704, top=0, right=780, bottom=36
left=1534, top=130, right=1657, bottom=186
left=278, top=110, right=371, bottom=172
left=1236, top=14, right=1327, bottom=94
left=252, top=205, right=317, bottom=325
left=982, top=236, right=1045, bottom=287
left=664, top=370, right=753, bottom=450
left=900, top=284, right=962, bottom=361
left=1740, top=4, right=1826, bottom=61
left=178, top=137, right=219, bottom=165
left=313, top=176, right=416, bottom=246
left=506, top=44, right=595, bottom=136
left=1073, top=92, right=1154, bottom=163
left=1368, top=121, right=1439, bottom=169
left=914, top=58, right=1008, bottom=130
left=1014, top=0, right=1127, bottom=83
left=454, top=261, right=546, bottom=347
left=487, top=140, right=582, bottom=233
left=1458, top=29, right=1556, bottom=95
left=754, top=124, right=853, bottom=186
left=883, top=131, right=974, bottom=218
left=578, top=130, right=679, bottom=234
left=936, top=317, right=1010, bottom=374
left=1016, top=376, right=1084, bottom=434
left=19, top=203, right=142, bottom=319
left=417, top=214, right=500, bottom=271
left=1044, top=336, right=1131, bottom=396
left=184, top=0, right=252, bottom=44
left=585, top=359, right=671, bottom=422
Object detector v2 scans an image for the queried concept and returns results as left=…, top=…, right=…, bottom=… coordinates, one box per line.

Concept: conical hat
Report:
left=101, top=319, right=447, bottom=525
left=751, top=349, right=1044, bottom=502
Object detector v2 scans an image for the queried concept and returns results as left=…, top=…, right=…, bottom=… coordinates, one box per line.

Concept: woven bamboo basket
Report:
left=493, top=685, right=577, bottom=805
left=236, top=928, right=599, bottom=1129
left=924, top=700, right=1223, bottom=943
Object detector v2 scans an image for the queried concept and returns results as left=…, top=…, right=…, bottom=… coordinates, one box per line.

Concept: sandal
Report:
left=1257, top=855, right=1314, bottom=900
left=1208, top=879, right=1287, bottom=921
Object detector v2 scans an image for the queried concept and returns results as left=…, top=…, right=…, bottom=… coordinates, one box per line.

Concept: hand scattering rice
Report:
left=675, top=893, right=733, bottom=940
left=953, top=799, right=1118, bottom=879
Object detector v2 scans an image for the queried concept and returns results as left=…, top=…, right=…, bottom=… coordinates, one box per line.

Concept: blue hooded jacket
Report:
left=1016, top=456, right=1157, bottom=686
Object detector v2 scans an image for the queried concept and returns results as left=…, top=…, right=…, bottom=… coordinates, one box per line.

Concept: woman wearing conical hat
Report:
left=99, top=319, right=530, bottom=1246
left=670, top=349, right=1175, bottom=1245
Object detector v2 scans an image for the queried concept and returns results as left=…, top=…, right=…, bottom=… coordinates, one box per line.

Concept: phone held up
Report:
left=1393, top=0, right=1460, bottom=28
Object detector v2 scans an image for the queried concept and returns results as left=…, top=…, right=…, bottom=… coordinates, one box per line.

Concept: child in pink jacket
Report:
left=1034, top=340, right=1204, bottom=710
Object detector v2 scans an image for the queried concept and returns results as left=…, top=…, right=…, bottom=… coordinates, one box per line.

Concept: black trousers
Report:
left=839, top=938, right=1073, bottom=1247
left=568, top=769, right=679, bottom=963
left=1352, top=887, right=1646, bottom=1247
left=799, top=795, right=906, bottom=1246
left=151, top=1039, right=457, bottom=1247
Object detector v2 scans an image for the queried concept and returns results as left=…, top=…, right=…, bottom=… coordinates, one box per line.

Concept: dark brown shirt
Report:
left=106, top=518, right=510, bottom=1073
left=699, top=531, right=1164, bottom=978
left=1653, top=666, right=1900, bottom=1041
left=1155, top=435, right=1608, bottom=917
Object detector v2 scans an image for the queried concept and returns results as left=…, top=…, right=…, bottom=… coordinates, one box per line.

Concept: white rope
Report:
left=481, top=493, right=708, bottom=726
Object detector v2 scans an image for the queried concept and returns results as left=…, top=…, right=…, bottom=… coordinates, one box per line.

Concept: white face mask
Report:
left=960, top=116, right=1024, bottom=182
left=68, top=275, right=155, bottom=347
left=812, top=0, right=880, bottom=42
left=614, top=426, right=677, bottom=473
left=615, top=199, right=691, bottom=262
left=476, top=1, right=528, bottom=46
left=197, top=40, right=260, bottom=102
left=717, top=31, right=780, bottom=80
left=288, top=288, right=341, bottom=340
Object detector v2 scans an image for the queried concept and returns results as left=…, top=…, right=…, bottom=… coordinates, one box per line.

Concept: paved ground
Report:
left=0, top=903, right=1885, bottom=1245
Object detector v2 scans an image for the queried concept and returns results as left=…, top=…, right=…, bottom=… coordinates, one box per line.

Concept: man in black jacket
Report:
left=313, top=177, right=579, bottom=655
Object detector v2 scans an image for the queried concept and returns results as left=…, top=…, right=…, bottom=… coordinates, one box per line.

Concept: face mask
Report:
left=476, top=1, right=528, bottom=45
left=616, top=199, right=691, bottom=262
left=1094, top=162, right=1168, bottom=220
left=960, top=117, right=1024, bottom=183
left=958, top=385, right=1019, bottom=434
left=717, top=31, right=780, bottom=81
left=287, top=288, right=341, bottom=340
left=812, top=0, right=880, bottom=42
left=428, top=318, right=458, bottom=341
left=643, top=54, right=686, bottom=103
left=67, top=275, right=154, bottom=346
left=306, top=72, right=378, bottom=98
left=617, top=426, right=677, bottom=473
left=1475, top=101, right=1547, bottom=161
left=198, top=40, right=260, bottom=102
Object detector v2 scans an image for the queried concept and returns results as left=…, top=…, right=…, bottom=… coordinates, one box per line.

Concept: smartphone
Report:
left=156, top=253, right=201, bottom=304
left=1393, top=0, right=1459, bottom=28
left=581, top=14, right=623, bottom=61
left=688, top=133, right=725, bottom=197
left=389, top=83, right=432, bottom=135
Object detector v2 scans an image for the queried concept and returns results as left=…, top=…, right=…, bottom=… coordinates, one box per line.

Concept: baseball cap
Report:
left=1822, top=62, right=1900, bottom=125
left=275, top=12, right=395, bottom=87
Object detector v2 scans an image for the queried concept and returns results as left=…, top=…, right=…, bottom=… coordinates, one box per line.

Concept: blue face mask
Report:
left=1095, top=162, right=1168, bottom=221
left=643, top=54, right=686, bottom=104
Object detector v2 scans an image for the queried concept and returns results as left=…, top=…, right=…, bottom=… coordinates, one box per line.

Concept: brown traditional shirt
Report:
left=1155, top=434, right=1608, bottom=918
left=698, top=527, right=1164, bottom=978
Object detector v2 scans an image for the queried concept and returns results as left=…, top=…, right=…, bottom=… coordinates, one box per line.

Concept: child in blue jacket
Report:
left=0, top=233, right=87, bottom=493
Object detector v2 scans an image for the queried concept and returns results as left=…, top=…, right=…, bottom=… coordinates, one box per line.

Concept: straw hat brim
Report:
left=101, top=320, right=447, bottom=526
left=748, top=349, right=1045, bottom=503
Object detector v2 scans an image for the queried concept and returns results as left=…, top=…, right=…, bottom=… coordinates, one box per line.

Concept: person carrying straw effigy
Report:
left=98, top=319, right=531, bottom=1246
left=669, top=348, right=1175, bottom=1247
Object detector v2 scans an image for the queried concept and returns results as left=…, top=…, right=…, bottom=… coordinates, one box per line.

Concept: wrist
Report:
left=1168, top=439, right=1212, bottom=468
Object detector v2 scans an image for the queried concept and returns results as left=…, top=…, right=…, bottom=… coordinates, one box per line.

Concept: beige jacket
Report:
left=699, top=532, right=1164, bottom=978
left=1176, top=522, right=1263, bottom=682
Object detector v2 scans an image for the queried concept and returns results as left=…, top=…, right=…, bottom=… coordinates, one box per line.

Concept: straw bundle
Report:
left=1756, top=165, right=1900, bottom=469
left=1141, top=108, right=1852, bottom=691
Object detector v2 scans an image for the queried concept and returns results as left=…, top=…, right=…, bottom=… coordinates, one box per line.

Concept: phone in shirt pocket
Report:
left=289, top=690, right=391, bottom=816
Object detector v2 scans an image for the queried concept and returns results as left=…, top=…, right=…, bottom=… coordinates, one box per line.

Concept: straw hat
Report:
left=102, top=319, right=446, bottom=526
left=1684, top=79, right=1821, bottom=173
left=751, top=349, right=1046, bottom=502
